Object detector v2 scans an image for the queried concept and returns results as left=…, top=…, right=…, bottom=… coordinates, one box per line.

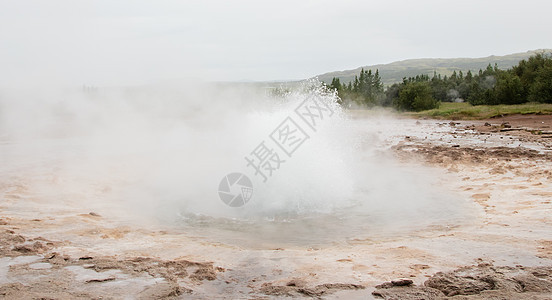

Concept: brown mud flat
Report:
left=380, top=114, right=552, bottom=299
left=470, top=114, right=552, bottom=138
left=373, top=263, right=552, bottom=299
left=2, top=114, right=552, bottom=299
left=261, top=281, right=365, bottom=298
left=0, top=226, right=221, bottom=299
left=486, top=114, right=552, bottom=131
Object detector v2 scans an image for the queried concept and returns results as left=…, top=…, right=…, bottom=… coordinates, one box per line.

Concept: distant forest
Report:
left=327, top=53, right=552, bottom=111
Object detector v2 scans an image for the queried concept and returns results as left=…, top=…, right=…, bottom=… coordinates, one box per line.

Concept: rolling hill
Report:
left=315, top=49, right=552, bottom=86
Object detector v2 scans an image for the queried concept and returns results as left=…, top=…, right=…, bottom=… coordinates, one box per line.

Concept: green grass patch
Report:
left=406, top=102, right=552, bottom=120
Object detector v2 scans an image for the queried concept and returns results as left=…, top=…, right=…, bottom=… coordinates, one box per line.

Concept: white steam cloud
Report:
left=0, top=81, right=472, bottom=245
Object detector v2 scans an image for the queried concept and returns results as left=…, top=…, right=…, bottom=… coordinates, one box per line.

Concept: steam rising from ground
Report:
left=0, top=81, right=470, bottom=245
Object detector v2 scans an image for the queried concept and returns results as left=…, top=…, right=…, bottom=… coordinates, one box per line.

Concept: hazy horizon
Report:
left=1, top=0, right=552, bottom=88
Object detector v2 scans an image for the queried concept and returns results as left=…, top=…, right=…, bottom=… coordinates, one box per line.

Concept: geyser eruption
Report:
left=0, top=80, right=470, bottom=246
left=211, top=82, right=355, bottom=216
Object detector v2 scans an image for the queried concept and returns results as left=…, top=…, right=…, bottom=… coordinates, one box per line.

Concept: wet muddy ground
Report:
left=1, top=114, right=552, bottom=299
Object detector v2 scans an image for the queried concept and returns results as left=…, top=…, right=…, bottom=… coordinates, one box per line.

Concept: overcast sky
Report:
left=1, top=0, right=551, bottom=87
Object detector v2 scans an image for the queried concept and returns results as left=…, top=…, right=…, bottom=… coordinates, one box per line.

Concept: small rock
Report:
left=391, top=279, right=414, bottom=286
left=376, top=279, right=414, bottom=288
left=85, top=276, right=116, bottom=283
left=286, top=279, right=306, bottom=287
left=12, top=245, right=33, bottom=253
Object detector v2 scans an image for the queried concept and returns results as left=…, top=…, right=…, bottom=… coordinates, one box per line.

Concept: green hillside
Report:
left=316, top=49, right=552, bottom=87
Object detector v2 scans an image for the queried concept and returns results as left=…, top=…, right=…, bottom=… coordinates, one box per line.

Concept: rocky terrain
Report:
left=1, top=114, right=552, bottom=299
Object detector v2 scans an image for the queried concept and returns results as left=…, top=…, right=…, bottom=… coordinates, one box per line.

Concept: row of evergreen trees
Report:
left=327, top=53, right=552, bottom=111
left=329, top=69, right=384, bottom=106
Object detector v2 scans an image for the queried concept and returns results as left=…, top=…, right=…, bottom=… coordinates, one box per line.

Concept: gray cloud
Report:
left=1, top=0, right=551, bottom=87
